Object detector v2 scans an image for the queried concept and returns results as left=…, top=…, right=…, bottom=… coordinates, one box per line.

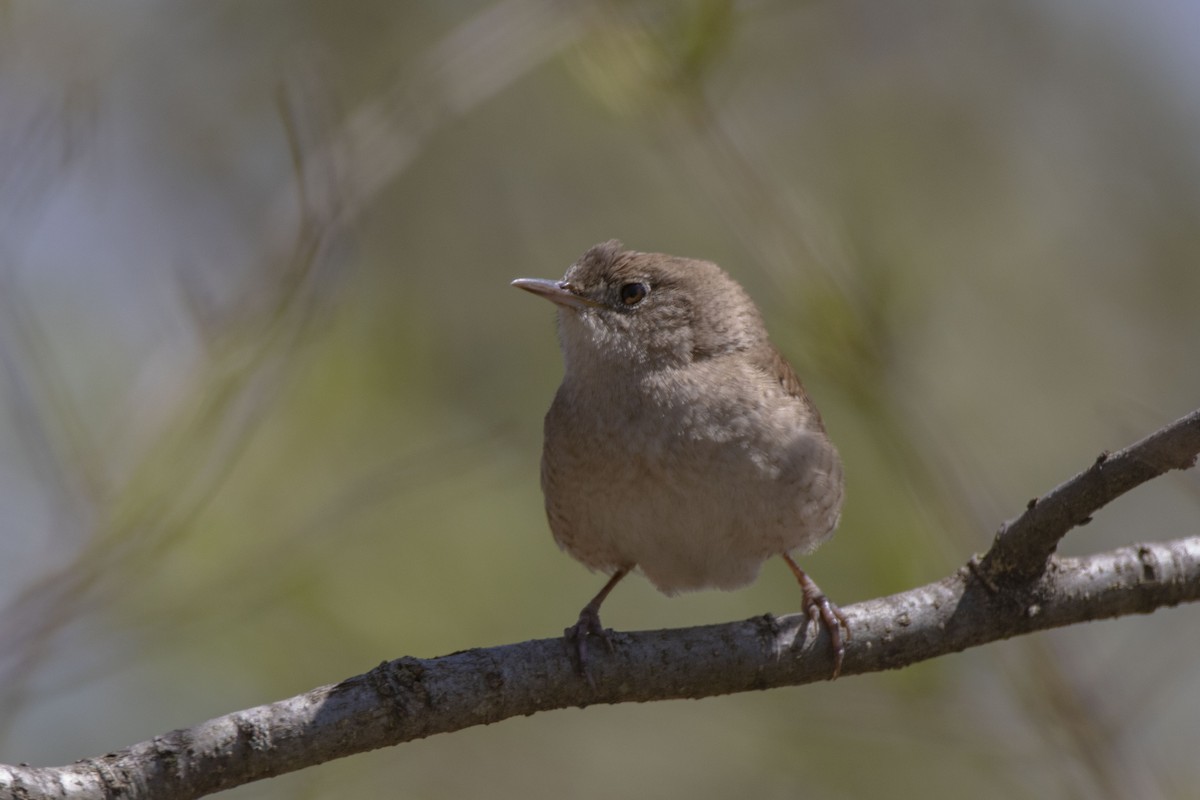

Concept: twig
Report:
left=979, top=408, right=1200, bottom=583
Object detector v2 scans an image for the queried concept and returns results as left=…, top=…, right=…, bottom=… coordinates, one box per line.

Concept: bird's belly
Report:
left=545, top=439, right=833, bottom=594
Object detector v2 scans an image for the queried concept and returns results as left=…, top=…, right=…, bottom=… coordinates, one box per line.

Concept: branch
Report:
left=979, top=407, right=1200, bottom=582
left=3, top=409, right=1199, bottom=800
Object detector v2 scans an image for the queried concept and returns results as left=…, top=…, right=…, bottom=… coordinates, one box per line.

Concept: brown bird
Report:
left=513, top=240, right=848, bottom=679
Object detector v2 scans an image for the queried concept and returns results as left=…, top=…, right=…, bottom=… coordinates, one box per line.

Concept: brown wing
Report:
left=753, top=343, right=827, bottom=432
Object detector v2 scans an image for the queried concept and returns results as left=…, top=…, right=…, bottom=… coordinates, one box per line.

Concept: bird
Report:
left=512, top=240, right=848, bottom=680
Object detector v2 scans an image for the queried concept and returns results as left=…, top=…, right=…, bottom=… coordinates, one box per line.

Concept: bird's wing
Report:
left=753, top=343, right=827, bottom=432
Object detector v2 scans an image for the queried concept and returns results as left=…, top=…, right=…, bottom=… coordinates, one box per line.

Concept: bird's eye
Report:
left=619, top=282, right=649, bottom=306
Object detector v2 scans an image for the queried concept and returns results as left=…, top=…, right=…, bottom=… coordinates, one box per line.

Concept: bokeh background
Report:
left=3, top=2, right=1200, bottom=798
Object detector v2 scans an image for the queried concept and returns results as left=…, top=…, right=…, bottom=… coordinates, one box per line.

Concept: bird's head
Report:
left=513, top=240, right=769, bottom=376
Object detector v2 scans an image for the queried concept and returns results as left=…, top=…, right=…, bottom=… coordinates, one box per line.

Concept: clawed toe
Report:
left=565, top=607, right=612, bottom=687
left=783, top=554, right=851, bottom=680
left=564, top=570, right=629, bottom=687
left=803, top=589, right=850, bottom=679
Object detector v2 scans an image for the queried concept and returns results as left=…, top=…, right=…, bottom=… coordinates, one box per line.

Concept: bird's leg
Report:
left=566, top=568, right=628, bottom=685
left=782, top=553, right=850, bottom=680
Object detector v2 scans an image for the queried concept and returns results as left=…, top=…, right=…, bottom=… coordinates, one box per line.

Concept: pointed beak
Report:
left=511, top=278, right=602, bottom=310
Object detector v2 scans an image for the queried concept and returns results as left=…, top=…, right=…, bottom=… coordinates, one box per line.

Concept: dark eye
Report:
left=619, top=282, right=649, bottom=306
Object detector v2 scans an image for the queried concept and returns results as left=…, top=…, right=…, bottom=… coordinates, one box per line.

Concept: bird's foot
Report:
left=783, top=554, right=851, bottom=680
left=800, top=582, right=850, bottom=680
left=564, top=569, right=629, bottom=687
left=564, top=606, right=613, bottom=688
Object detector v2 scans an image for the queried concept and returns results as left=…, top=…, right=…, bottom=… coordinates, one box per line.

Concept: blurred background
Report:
left=2, top=1, right=1200, bottom=798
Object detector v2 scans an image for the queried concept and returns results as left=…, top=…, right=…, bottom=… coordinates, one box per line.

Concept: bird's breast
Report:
left=540, top=369, right=842, bottom=594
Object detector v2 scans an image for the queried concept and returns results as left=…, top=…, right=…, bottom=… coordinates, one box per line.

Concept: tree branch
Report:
left=3, top=409, right=1199, bottom=800
left=979, top=407, right=1200, bottom=582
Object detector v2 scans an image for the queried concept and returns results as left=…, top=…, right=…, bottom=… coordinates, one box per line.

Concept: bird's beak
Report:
left=511, top=278, right=602, bottom=310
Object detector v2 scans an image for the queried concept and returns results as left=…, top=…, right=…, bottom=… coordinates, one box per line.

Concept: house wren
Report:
left=513, top=240, right=848, bottom=679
